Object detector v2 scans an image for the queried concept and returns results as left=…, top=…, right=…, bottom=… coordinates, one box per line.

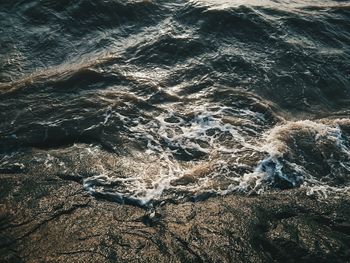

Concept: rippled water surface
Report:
left=1, top=0, right=349, bottom=207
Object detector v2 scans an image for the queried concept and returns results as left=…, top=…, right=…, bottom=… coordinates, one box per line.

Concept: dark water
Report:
left=1, top=0, right=350, bottom=207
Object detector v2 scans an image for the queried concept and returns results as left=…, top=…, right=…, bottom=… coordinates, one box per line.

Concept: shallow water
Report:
left=1, top=0, right=349, bottom=207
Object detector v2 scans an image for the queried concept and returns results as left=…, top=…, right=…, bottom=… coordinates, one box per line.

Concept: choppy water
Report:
left=1, top=0, right=350, bottom=207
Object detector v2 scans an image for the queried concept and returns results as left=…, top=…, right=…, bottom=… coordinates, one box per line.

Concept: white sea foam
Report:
left=74, top=98, right=273, bottom=205
left=80, top=116, right=350, bottom=204
left=12, top=95, right=348, bottom=205
left=225, top=119, right=350, bottom=197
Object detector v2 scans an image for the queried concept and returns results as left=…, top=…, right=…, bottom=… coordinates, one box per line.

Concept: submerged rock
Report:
left=0, top=170, right=349, bottom=263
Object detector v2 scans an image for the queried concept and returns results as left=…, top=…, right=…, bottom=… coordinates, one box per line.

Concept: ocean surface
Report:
left=0, top=0, right=349, bottom=207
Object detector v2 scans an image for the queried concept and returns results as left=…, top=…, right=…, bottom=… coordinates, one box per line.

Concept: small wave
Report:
left=0, top=54, right=121, bottom=94
left=229, top=119, right=350, bottom=197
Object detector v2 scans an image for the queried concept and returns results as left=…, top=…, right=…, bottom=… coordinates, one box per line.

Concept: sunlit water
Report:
left=1, top=0, right=349, bottom=207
